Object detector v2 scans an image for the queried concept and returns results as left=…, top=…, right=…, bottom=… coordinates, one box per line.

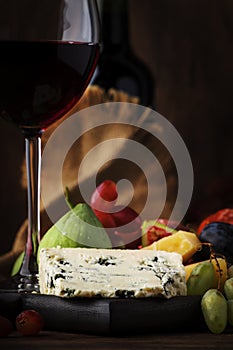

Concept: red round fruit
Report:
left=111, top=205, right=141, bottom=228
left=94, top=210, right=116, bottom=228
left=146, top=225, right=172, bottom=242
left=16, top=309, right=44, bottom=336
left=197, top=208, right=233, bottom=234
left=90, top=180, right=142, bottom=248
left=0, top=315, right=13, bottom=337
left=91, top=180, right=118, bottom=212
left=110, top=206, right=142, bottom=249
left=140, top=218, right=188, bottom=247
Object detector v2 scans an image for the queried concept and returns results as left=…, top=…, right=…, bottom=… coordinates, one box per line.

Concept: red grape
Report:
left=90, top=180, right=142, bottom=248
left=16, top=309, right=44, bottom=336
left=94, top=210, right=116, bottom=228
left=91, top=180, right=118, bottom=212
left=110, top=206, right=142, bottom=248
left=111, top=206, right=141, bottom=227
left=0, top=315, right=13, bottom=337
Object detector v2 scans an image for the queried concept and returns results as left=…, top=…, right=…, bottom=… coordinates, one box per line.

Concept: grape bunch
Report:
left=186, top=248, right=233, bottom=334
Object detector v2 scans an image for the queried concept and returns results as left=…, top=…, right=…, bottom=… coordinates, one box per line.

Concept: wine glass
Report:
left=0, top=0, right=100, bottom=292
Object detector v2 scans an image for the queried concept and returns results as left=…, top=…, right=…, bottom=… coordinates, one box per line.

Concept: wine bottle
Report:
left=93, top=0, right=154, bottom=106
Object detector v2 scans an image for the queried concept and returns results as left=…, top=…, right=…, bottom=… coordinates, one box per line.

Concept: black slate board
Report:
left=0, top=292, right=205, bottom=335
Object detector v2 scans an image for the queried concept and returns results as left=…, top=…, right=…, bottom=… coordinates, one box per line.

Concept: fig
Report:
left=38, top=203, right=111, bottom=257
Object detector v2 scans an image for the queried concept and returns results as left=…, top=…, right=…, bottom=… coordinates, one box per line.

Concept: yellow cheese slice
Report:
left=143, top=230, right=202, bottom=263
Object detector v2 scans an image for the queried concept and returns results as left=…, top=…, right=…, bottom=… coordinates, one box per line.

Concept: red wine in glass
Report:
left=0, top=0, right=100, bottom=292
left=0, top=41, right=99, bottom=134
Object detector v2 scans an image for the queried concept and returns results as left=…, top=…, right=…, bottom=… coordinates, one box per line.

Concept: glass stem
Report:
left=19, top=134, right=41, bottom=276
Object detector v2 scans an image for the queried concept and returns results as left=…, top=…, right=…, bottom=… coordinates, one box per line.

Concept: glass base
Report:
left=0, top=273, right=40, bottom=293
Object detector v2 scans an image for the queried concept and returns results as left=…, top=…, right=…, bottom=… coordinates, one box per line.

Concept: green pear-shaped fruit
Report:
left=38, top=203, right=112, bottom=257
left=12, top=204, right=112, bottom=276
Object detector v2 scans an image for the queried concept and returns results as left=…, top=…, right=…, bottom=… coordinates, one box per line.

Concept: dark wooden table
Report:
left=1, top=330, right=233, bottom=350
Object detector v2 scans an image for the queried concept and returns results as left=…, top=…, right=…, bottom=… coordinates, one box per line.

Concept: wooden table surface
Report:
left=1, top=330, right=233, bottom=350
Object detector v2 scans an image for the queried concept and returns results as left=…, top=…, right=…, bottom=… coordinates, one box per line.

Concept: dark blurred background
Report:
left=0, top=0, right=233, bottom=255
left=130, top=0, right=233, bottom=220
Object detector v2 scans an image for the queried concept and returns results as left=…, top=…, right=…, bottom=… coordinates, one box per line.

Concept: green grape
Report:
left=228, top=265, right=233, bottom=279
left=187, top=261, right=215, bottom=296
left=224, top=277, right=233, bottom=300
left=201, top=289, right=227, bottom=334
left=228, top=300, right=233, bottom=326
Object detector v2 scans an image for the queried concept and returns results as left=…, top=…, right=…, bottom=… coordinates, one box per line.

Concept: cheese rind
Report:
left=39, top=248, right=187, bottom=299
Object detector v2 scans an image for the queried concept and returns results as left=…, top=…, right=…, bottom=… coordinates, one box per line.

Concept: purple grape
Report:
left=199, top=222, right=233, bottom=263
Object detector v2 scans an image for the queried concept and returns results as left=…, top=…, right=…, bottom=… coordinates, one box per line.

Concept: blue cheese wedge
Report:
left=39, top=248, right=187, bottom=299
